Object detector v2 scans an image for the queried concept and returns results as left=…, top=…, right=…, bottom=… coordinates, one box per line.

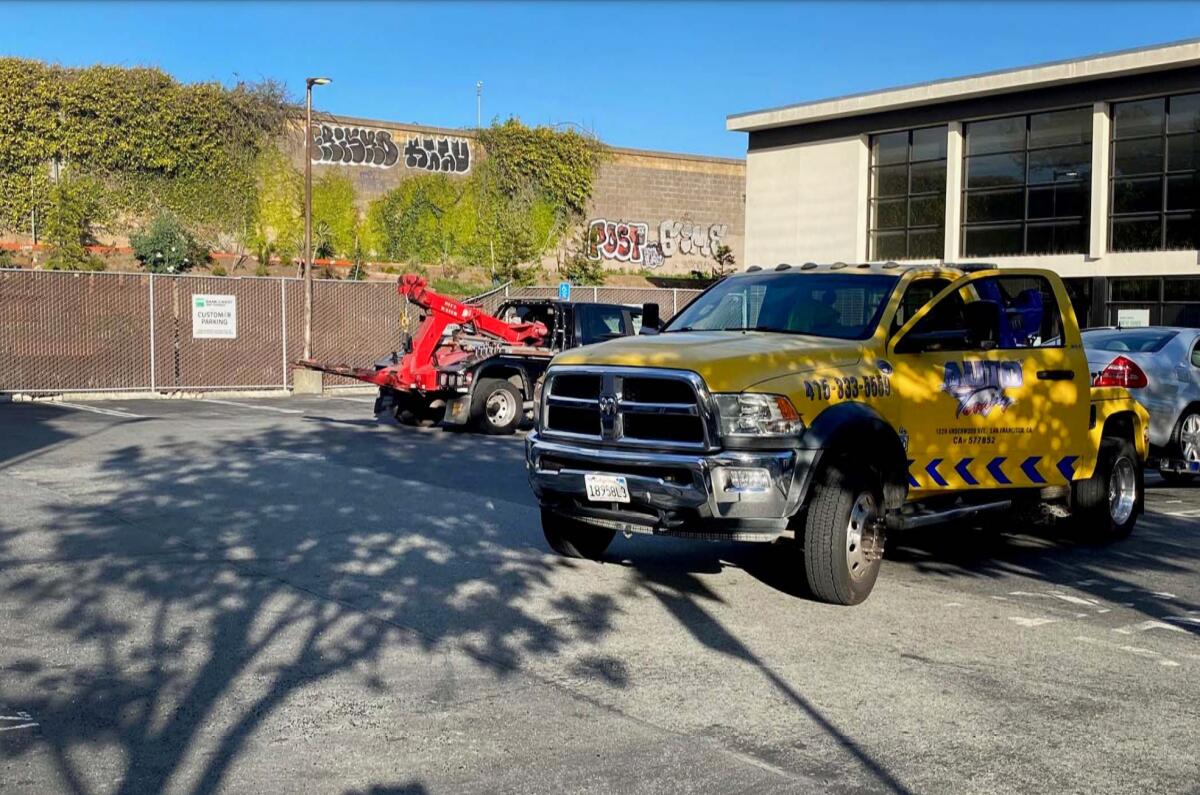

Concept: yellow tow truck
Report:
left=526, top=263, right=1150, bottom=605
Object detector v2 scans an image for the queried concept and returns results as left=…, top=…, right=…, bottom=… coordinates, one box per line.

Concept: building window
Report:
left=1107, top=277, right=1200, bottom=327
left=869, top=126, right=947, bottom=260
left=1110, top=92, right=1200, bottom=251
left=961, top=108, right=1092, bottom=257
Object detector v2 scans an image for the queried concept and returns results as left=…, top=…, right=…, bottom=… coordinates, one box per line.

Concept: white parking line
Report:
left=329, top=396, right=376, bottom=404
left=200, top=399, right=303, bottom=415
left=54, top=401, right=143, bottom=419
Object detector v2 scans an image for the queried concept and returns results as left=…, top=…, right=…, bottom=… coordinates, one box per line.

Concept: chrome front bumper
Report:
left=526, top=432, right=815, bottom=541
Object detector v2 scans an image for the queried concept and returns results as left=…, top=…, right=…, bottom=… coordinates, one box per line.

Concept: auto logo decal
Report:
left=598, top=394, right=618, bottom=417
left=942, top=360, right=1023, bottom=418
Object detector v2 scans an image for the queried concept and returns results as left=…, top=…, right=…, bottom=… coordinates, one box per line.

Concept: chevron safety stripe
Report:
left=906, top=454, right=1081, bottom=488
left=954, top=457, right=978, bottom=486
left=1056, top=455, right=1079, bottom=481
left=1021, top=456, right=1046, bottom=484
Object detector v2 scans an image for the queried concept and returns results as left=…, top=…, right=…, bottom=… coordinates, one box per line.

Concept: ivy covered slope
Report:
left=0, top=58, right=289, bottom=244
left=367, top=119, right=606, bottom=283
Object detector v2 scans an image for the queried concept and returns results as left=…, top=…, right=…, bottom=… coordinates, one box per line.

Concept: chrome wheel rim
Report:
left=1181, top=414, right=1200, bottom=462
left=1108, top=457, right=1137, bottom=526
left=486, top=389, right=517, bottom=427
left=846, top=493, right=882, bottom=579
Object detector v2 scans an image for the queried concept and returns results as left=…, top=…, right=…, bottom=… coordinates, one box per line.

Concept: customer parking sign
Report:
left=192, top=294, right=237, bottom=339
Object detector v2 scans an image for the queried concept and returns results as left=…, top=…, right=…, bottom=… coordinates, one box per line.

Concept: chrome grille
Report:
left=541, top=366, right=714, bottom=450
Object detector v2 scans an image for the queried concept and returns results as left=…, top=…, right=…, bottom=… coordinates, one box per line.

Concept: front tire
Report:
left=472, top=378, right=522, bottom=435
left=1072, top=438, right=1141, bottom=541
left=801, top=461, right=885, bottom=606
left=541, top=508, right=614, bottom=560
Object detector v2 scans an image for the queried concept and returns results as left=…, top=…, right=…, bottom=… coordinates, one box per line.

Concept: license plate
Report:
left=585, top=473, right=630, bottom=503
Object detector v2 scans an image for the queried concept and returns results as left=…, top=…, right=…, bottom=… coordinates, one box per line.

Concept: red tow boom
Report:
left=296, top=274, right=548, bottom=393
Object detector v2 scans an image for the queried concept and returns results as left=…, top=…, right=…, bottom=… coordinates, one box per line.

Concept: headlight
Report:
left=713, top=393, right=804, bottom=438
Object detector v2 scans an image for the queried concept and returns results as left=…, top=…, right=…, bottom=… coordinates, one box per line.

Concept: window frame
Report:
left=867, top=126, right=949, bottom=261
left=1108, top=91, right=1200, bottom=252
left=960, top=107, right=1093, bottom=258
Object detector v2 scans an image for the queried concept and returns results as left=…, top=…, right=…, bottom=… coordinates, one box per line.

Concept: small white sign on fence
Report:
left=192, top=294, right=237, bottom=339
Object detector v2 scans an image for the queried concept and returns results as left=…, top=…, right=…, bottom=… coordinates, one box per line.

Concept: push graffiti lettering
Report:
left=311, top=125, right=400, bottom=168
left=584, top=218, right=730, bottom=269
left=587, top=219, right=649, bottom=263
left=659, top=221, right=727, bottom=258
left=404, top=137, right=472, bottom=173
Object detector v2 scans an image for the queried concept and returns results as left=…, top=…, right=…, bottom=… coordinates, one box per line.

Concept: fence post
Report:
left=672, top=288, right=678, bottom=315
left=148, top=273, right=156, bottom=392
left=281, top=279, right=288, bottom=389
left=504, top=285, right=510, bottom=298
left=593, top=286, right=598, bottom=302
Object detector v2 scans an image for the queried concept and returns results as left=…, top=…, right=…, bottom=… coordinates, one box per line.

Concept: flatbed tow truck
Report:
left=298, top=274, right=645, bottom=434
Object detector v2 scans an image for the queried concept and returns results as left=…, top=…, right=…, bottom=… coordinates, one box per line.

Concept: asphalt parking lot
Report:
left=1, top=395, right=1197, bottom=794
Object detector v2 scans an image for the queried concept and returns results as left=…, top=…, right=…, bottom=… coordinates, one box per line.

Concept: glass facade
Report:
left=1108, top=277, right=1200, bottom=326
left=868, top=126, right=948, bottom=260
left=1110, top=92, right=1200, bottom=251
left=961, top=108, right=1092, bottom=257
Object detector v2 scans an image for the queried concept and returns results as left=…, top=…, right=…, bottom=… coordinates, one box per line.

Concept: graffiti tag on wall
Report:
left=659, top=221, right=727, bottom=258
left=311, top=125, right=400, bottom=167
left=587, top=219, right=649, bottom=263
left=586, top=218, right=728, bottom=269
left=404, top=136, right=471, bottom=173
left=309, top=126, right=473, bottom=174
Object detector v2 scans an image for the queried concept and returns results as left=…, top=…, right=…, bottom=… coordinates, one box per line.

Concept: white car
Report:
left=1083, top=326, right=1200, bottom=484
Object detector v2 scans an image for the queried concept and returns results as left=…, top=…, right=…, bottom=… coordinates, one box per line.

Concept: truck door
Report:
left=888, top=271, right=1090, bottom=492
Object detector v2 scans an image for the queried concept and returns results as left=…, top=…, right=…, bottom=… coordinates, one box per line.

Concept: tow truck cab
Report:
left=526, top=263, right=1150, bottom=605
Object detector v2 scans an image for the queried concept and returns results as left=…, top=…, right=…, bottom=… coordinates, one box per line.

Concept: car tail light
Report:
left=1093, top=356, right=1149, bottom=388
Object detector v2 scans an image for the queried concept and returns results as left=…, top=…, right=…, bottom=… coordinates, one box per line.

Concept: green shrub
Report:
left=130, top=211, right=209, bottom=274
left=254, top=262, right=269, bottom=277
left=211, top=265, right=227, bottom=276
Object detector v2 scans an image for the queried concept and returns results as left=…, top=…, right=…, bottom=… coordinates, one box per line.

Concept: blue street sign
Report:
left=558, top=282, right=571, bottom=300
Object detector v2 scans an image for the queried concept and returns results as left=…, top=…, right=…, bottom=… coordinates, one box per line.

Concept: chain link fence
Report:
left=0, top=269, right=702, bottom=394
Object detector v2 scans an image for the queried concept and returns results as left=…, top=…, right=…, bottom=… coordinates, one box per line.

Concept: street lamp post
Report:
left=476, top=81, right=483, bottom=130
left=303, top=76, right=331, bottom=362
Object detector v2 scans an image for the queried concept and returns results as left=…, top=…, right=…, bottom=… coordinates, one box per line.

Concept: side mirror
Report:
left=640, top=302, right=661, bottom=335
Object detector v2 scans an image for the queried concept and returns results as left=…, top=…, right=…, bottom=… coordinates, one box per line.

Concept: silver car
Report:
left=1083, top=326, right=1200, bottom=483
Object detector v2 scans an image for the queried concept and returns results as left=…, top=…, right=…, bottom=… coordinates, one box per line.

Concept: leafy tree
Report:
left=130, top=211, right=210, bottom=274
left=711, top=243, right=736, bottom=277
left=251, top=147, right=302, bottom=266
left=366, top=174, right=476, bottom=265
left=42, top=176, right=107, bottom=271
left=311, top=173, right=359, bottom=257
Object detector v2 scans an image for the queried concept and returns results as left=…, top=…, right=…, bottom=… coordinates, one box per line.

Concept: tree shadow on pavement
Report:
left=0, top=420, right=620, bottom=794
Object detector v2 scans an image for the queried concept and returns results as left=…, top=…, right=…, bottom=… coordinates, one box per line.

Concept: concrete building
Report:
left=728, top=38, right=1200, bottom=327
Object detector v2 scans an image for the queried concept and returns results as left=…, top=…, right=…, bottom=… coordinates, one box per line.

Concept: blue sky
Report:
left=3, top=1, right=1199, bottom=157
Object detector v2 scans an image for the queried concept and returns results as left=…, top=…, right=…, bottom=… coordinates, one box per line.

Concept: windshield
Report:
left=665, top=272, right=899, bottom=340
left=1082, top=328, right=1178, bottom=353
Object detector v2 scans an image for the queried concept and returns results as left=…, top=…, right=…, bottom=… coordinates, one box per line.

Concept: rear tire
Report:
left=1163, top=409, right=1200, bottom=485
left=801, top=461, right=885, bottom=606
left=472, top=378, right=522, bottom=435
left=1072, top=438, right=1140, bottom=541
left=541, top=508, right=614, bottom=560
